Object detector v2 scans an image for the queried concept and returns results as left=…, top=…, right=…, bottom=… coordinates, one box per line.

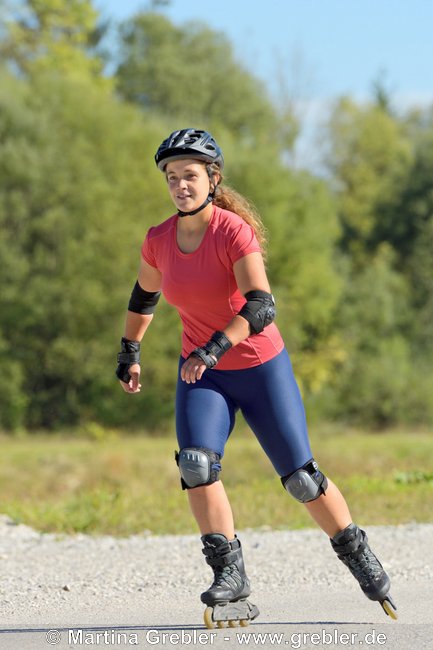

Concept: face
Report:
left=165, top=159, right=217, bottom=213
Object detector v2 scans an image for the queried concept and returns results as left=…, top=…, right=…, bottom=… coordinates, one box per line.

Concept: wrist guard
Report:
left=189, top=331, right=232, bottom=369
left=116, top=337, right=140, bottom=383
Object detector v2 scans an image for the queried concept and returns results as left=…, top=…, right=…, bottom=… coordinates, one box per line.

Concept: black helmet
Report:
left=155, top=128, right=224, bottom=171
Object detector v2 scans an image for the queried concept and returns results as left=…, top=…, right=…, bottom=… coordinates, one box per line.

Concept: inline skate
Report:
left=200, top=533, right=259, bottom=629
left=331, top=523, right=397, bottom=619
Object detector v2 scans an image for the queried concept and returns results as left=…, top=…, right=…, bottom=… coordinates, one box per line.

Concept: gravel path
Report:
left=0, top=516, right=432, bottom=649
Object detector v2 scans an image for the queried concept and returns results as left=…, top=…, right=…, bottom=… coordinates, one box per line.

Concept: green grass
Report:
left=0, top=425, right=431, bottom=536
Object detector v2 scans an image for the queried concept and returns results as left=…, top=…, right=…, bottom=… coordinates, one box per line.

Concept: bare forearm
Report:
left=124, top=311, right=154, bottom=341
left=222, top=315, right=250, bottom=346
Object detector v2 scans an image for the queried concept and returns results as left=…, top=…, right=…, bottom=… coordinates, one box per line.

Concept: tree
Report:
left=115, top=12, right=280, bottom=145
left=371, top=69, right=395, bottom=114
left=0, top=68, right=175, bottom=429
left=374, top=108, right=433, bottom=262
left=0, top=0, right=108, bottom=83
left=324, top=96, right=433, bottom=426
left=326, top=97, right=413, bottom=265
left=326, top=245, right=416, bottom=426
left=370, top=108, right=433, bottom=357
left=408, top=220, right=433, bottom=351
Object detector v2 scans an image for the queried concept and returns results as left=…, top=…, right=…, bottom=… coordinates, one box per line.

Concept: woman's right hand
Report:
left=119, top=363, right=142, bottom=393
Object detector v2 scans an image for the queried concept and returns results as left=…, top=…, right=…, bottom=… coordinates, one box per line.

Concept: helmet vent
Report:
left=155, top=129, right=224, bottom=170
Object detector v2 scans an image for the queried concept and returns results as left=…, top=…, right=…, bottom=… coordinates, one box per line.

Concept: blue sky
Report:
left=97, top=0, right=433, bottom=106
left=95, top=1, right=433, bottom=170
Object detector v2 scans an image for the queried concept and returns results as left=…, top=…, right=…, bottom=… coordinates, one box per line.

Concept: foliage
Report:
left=0, top=69, right=173, bottom=429
left=0, top=0, right=109, bottom=84
left=325, top=100, right=433, bottom=427
left=315, top=248, right=410, bottom=425
left=326, top=97, right=414, bottom=265
left=115, top=11, right=281, bottom=146
left=374, top=108, right=433, bottom=263
left=0, top=4, right=432, bottom=430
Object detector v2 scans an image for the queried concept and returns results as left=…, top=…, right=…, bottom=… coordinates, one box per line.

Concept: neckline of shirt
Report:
left=173, top=205, right=217, bottom=257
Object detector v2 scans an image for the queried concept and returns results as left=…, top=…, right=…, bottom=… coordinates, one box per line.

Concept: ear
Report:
left=210, top=171, right=221, bottom=191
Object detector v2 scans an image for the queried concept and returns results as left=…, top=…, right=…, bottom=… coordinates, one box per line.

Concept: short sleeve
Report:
left=227, top=221, right=262, bottom=265
left=141, top=228, right=158, bottom=268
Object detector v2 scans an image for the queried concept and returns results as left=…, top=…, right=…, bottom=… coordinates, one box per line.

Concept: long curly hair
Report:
left=207, top=163, right=268, bottom=257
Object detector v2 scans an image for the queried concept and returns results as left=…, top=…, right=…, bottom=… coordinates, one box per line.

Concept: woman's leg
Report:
left=187, top=481, right=235, bottom=539
left=229, top=352, right=395, bottom=616
left=303, top=478, right=352, bottom=537
left=237, top=350, right=352, bottom=538
left=176, top=364, right=259, bottom=623
left=175, top=360, right=236, bottom=537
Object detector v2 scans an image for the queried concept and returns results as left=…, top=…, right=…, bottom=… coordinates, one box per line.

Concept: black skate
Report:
left=331, top=523, right=397, bottom=620
left=200, top=533, right=259, bottom=629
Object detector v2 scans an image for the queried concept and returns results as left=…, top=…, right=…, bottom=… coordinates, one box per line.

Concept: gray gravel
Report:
left=0, top=516, right=432, bottom=649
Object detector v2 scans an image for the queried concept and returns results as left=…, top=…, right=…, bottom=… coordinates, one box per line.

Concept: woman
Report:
left=116, top=129, right=396, bottom=628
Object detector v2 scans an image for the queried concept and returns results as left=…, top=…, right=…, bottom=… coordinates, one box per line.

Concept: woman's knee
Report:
left=175, top=447, right=222, bottom=490
left=280, top=459, right=328, bottom=503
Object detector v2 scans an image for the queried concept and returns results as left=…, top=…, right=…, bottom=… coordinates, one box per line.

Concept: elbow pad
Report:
left=238, top=290, right=276, bottom=334
left=128, top=281, right=161, bottom=315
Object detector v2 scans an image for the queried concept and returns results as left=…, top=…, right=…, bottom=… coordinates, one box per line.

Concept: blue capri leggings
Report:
left=175, top=348, right=313, bottom=478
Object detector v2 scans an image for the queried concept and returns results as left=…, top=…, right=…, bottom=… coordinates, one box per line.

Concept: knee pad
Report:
left=281, top=459, right=328, bottom=503
left=175, top=447, right=222, bottom=490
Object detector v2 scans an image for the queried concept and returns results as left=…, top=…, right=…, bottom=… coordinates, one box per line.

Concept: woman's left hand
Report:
left=180, top=355, right=210, bottom=383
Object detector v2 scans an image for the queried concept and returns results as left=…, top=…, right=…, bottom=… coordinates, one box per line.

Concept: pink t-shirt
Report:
left=141, top=205, right=284, bottom=370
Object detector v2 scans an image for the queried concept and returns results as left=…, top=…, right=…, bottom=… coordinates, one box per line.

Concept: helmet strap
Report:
left=177, top=193, right=214, bottom=217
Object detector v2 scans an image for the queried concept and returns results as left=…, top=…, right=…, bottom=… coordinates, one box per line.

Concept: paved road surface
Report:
left=0, top=517, right=431, bottom=649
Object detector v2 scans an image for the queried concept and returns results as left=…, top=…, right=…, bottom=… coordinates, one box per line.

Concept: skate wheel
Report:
left=381, top=597, right=398, bottom=620
left=240, top=619, right=250, bottom=627
left=217, top=621, right=228, bottom=628
left=228, top=620, right=239, bottom=628
left=204, top=607, right=216, bottom=629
